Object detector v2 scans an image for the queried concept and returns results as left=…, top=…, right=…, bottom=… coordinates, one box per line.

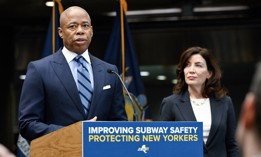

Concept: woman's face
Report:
left=183, top=54, right=212, bottom=89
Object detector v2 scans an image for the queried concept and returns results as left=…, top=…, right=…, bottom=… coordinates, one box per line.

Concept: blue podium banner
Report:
left=82, top=121, right=203, bottom=157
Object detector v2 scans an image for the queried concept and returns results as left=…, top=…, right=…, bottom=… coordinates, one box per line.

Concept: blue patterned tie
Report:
left=75, top=56, right=93, bottom=115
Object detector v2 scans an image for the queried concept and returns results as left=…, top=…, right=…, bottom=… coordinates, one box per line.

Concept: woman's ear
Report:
left=207, top=71, right=212, bottom=79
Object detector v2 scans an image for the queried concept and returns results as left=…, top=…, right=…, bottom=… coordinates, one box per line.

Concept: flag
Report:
left=41, top=0, right=63, bottom=57
left=16, top=134, right=30, bottom=157
left=17, top=1, right=63, bottom=156
left=104, top=0, right=150, bottom=121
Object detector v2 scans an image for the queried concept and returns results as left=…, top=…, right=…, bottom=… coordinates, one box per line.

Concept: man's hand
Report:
left=88, top=116, right=97, bottom=122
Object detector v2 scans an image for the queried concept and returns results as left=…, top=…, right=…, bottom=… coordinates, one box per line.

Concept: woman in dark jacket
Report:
left=160, top=47, right=239, bottom=157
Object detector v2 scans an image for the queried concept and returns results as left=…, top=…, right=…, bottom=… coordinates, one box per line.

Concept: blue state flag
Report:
left=17, top=1, right=63, bottom=156
left=41, top=0, right=63, bottom=57
left=104, top=0, right=150, bottom=121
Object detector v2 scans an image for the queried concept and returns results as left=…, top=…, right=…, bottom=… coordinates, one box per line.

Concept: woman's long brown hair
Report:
left=174, top=47, right=228, bottom=99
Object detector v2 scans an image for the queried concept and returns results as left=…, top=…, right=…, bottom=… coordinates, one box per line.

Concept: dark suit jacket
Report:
left=19, top=49, right=127, bottom=141
left=160, top=91, right=239, bottom=157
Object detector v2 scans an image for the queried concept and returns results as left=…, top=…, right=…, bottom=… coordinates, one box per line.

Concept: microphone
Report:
left=107, top=69, right=138, bottom=121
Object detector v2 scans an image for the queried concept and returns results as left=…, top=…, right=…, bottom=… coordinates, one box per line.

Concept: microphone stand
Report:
left=107, top=69, right=138, bottom=121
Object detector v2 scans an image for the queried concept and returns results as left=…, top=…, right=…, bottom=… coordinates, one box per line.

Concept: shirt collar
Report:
left=62, top=47, right=91, bottom=64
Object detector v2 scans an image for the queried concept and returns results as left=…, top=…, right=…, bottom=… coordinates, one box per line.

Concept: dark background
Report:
left=0, top=0, right=260, bottom=154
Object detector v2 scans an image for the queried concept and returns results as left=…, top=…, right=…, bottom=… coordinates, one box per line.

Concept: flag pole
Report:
left=52, top=0, right=63, bottom=54
left=120, top=0, right=127, bottom=82
left=52, top=0, right=56, bottom=53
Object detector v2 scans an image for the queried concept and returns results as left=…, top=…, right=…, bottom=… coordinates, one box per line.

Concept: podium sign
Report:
left=83, top=121, right=203, bottom=157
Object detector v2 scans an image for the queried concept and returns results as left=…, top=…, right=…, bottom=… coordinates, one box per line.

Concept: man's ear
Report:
left=58, top=27, right=63, bottom=39
left=242, top=93, right=256, bottom=129
left=90, top=26, right=93, bottom=37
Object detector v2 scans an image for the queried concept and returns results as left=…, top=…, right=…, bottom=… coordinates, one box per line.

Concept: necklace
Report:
left=190, top=97, right=207, bottom=106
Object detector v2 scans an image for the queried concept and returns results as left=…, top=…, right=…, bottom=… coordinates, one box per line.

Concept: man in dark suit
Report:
left=18, top=6, right=127, bottom=141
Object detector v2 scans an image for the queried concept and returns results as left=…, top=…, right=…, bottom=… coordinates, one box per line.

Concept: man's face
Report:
left=58, top=8, right=93, bottom=54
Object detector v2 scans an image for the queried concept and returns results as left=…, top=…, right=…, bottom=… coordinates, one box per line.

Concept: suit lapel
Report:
left=177, top=92, right=225, bottom=148
left=50, top=50, right=86, bottom=119
left=88, top=55, right=104, bottom=117
left=206, top=97, right=224, bottom=145
left=177, top=91, right=197, bottom=121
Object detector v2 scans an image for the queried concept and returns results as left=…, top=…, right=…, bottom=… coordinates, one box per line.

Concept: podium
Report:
left=31, top=121, right=203, bottom=157
left=30, top=121, right=83, bottom=157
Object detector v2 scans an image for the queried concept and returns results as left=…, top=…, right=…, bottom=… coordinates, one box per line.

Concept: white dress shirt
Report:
left=62, top=47, right=94, bottom=89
